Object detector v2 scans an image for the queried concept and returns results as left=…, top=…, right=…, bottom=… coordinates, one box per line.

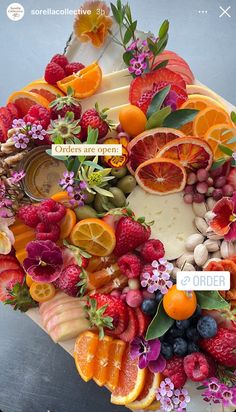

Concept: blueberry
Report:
left=155, top=291, right=163, bottom=304
left=186, top=326, right=200, bottom=342
left=167, top=326, right=185, bottom=340
left=197, top=316, right=218, bottom=339
left=176, top=319, right=191, bottom=331
left=141, top=299, right=157, bottom=316
left=173, top=338, right=188, bottom=357
left=187, top=341, right=200, bottom=354
left=161, top=342, right=173, bottom=360
left=190, top=305, right=202, bottom=323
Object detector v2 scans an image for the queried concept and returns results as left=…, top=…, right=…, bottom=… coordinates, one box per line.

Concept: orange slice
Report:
left=74, top=331, right=99, bottom=382
left=145, top=400, right=161, bottom=410
left=107, top=339, right=126, bottom=391
left=57, top=62, right=102, bottom=98
left=205, top=123, right=236, bottom=161
left=111, top=347, right=147, bottom=405
left=193, top=106, right=232, bottom=137
left=59, top=208, right=77, bottom=239
left=135, top=158, right=186, bottom=195
left=7, top=91, right=50, bottom=116
left=70, top=218, right=116, bottom=257
left=29, top=282, right=56, bottom=303
left=187, top=84, right=227, bottom=105
left=126, top=371, right=161, bottom=410
left=127, top=127, right=185, bottom=175
left=93, top=335, right=113, bottom=386
left=23, top=80, right=64, bottom=102
left=26, top=274, right=34, bottom=288
left=157, top=137, right=213, bottom=172
left=51, top=191, right=72, bottom=208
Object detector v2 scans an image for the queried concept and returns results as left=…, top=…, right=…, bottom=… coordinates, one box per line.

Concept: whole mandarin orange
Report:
left=163, top=285, right=197, bottom=320
left=119, top=105, right=147, bottom=138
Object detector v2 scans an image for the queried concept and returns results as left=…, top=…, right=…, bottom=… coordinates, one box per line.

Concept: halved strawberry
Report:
left=107, top=308, right=128, bottom=336
left=129, top=68, right=187, bottom=114
left=135, top=307, right=150, bottom=336
left=7, top=102, right=20, bottom=119
left=118, top=307, right=139, bottom=342
left=0, top=255, right=20, bottom=274
left=0, top=107, right=13, bottom=130
left=0, top=269, right=24, bottom=301
left=0, top=119, right=7, bottom=143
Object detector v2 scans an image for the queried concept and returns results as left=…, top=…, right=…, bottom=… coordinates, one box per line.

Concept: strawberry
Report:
left=50, top=86, right=82, bottom=120
left=54, top=264, right=82, bottom=296
left=87, top=293, right=128, bottom=338
left=162, top=356, right=187, bottom=388
left=119, top=307, right=139, bottom=342
left=0, top=119, right=7, bottom=142
left=135, top=306, right=150, bottom=336
left=114, top=215, right=151, bottom=257
left=0, top=255, right=21, bottom=274
left=199, top=327, right=236, bottom=367
left=61, top=246, right=88, bottom=269
left=80, top=104, right=111, bottom=139
left=0, top=269, right=24, bottom=302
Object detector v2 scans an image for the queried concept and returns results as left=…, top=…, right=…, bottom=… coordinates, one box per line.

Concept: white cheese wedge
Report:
left=127, top=187, right=196, bottom=260
left=98, top=68, right=130, bottom=93
left=81, top=85, right=130, bottom=112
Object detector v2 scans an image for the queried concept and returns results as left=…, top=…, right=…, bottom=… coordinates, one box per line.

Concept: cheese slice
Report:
left=107, top=104, right=130, bottom=123
left=127, top=187, right=196, bottom=260
left=81, top=85, right=130, bottom=112
left=97, top=69, right=130, bottom=93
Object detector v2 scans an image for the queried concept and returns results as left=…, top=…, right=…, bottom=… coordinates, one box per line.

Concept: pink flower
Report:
left=130, top=336, right=166, bottom=373
left=157, top=378, right=174, bottom=398
left=209, top=193, right=236, bottom=241
left=128, top=55, right=147, bottom=76
left=220, top=385, right=236, bottom=407
left=10, top=170, right=26, bottom=184
left=141, top=258, right=173, bottom=294
left=172, top=388, right=190, bottom=409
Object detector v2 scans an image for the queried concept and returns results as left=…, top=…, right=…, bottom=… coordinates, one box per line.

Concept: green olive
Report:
left=111, top=167, right=128, bottom=179
left=117, top=175, right=137, bottom=194
left=93, top=194, right=107, bottom=213
left=84, top=192, right=95, bottom=204
left=75, top=205, right=97, bottom=220
left=109, top=187, right=127, bottom=207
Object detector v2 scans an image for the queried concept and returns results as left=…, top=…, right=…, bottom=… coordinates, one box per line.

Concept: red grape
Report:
left=184, top=185, right=194, bottom=194
left=196, top=182, right=208, bottom=194
left=212, top=189, right=223, bottom=201
left=193, top=193, right=205, bottom=203
left=197, top=169, right=209, bottom=182
left=187, top=172, right=197, bottom=185
left=214, top=176, right=227, bottom=188
left=184, top=194, right=193, bottom=204
left=222, top=184, right=234, bottom=197
left=210, top=166, right=223, bottom=178
left=207, top=177, right=214, bottom=187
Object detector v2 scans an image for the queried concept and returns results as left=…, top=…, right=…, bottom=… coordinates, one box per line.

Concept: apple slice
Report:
left=46, top=308, right=86, bottom=333
left=42, top=300, right=86, bottom=328
left=50, top=318, right=90, bottom=342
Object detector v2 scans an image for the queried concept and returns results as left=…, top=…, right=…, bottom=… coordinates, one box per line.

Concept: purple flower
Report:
left=159, top=396, right=174, bottom=412
left=128, top=55, right=147, bottom=76
left=152, top=258, right=173, bottom=274
left=141, top=258, right=173, bottom=294
left=201, top=378, right=222, bottom=404
left=130, top=336, right=166, bottom=373
left=157, top=378, right=175, bottom=398
left=13, top=132, right=29, bottom=149
left=172, top=388, right=190, bottom=410
left=127, top=39, right=139, bottom=51
left=59, top=171, right=75, bottom=190
left=163, top=90, right=179, bottom=111
left=12, top=118, right=26, bottom=128
left=29, top=124, right=47, bottom=140
left=0, top=198, right=13, bottom=209
left=68, top=183, right=87, bottom=207
left=221, top=385, right=236, bottom=407
left=10, top=170, right=26, bottom=184
left=23, top=240, right=63, bottom=283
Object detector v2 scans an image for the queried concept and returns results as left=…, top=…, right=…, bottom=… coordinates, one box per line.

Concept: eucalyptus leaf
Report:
left=163, top=109, right=199, bottom=129
left=147, top=37, right=156, bottom=54
left=110, top=3, right=121, bottom=24
left=124, top=27, right=133, bottom=45
left=95, top=186, right=114, bottom=197
left=153, top=60, right=169, bottom=71
left=218, top=144, right=233, bottom=157
left=123, top=50, right=133, bottom=66
left=211, top=158, right=226, bottom=170
left=196, top=291, right=229, bottom=310
left=146, top=301, right=174, bottom=340
left=231, top=111, right=236, bottom=124
left=146, top=85, right=171, bottom=119
left=159, top=20, right=169, bottom=39
left=155, top=34, right=168, bottom=56
left=74, top=137, right=82, bottom=145
left=146, top=106, right=171, bottom=129
left=71, top=157, right=80, bottom=174
left=83, top=160, right=104, bottom=170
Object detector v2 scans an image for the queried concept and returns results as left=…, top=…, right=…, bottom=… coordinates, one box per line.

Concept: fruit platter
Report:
left=0, top=1, right=236, bottom=411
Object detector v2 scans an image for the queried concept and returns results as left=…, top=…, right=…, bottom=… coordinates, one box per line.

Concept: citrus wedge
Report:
left=193, top=106, right=232, bottom=137
left=127, top=127, right=185, bottom=175
left=93, top=335, right=113, bottom=386
left=7, top=91, right=50, bottom=116
left=59, top=208, right=77, bottom=240
left=135, top=158, right=186, bottom=195
left=205, top=123, right=236, bottom=161
left=157, top=137, right=213, bottom=172
left=74, top=331, right=99, bottom=382
left=111, top=347, right=147, bottom=405
left=70, top=218, right=116, bottom=256
left=57, top=62, right=102, bottom=98
left=126, top=371, right=161, bottom=410
left=107, top=339, right=126, bottom=391
left=23, top=80, right=64, bottom=102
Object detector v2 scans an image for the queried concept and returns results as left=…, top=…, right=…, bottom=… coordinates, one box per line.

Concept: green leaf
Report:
left=155, top=34, right=168, bottom=56
left=146, top=85, right=171, bottom=119
left=123, top=50, right=133, bottom=67
left=218, top=144, right=233, bottom=157
left=147, top=37, right=156, bottom=55
left=231, top=111, right=236, bottom=124
left=153, top=60, right=169, bottom=71
left=163, top=109, right=199, bottom=129
left=123, top=27, right=133, bottom=45
left=110, top=3, right=121, bottom=24
left=146, top=106, right=171, bottom=129
left=146, top=301, right=174, bottom=340
left=211, top=158, right=226, bottom=170
left=196, top=291, right=230, bottom=310
left=83, top=160, right=104, bottom=170
left=71, top=157, right=80, bottom=174
left=159, top=20, right=169, bottom=39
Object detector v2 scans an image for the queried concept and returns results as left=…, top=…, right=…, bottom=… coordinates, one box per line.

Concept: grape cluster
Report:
left=183, top=164, right=234, bottom=204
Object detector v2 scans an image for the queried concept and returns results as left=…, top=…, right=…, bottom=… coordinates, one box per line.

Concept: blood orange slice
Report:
left=126, top=371, right=161, bottom=410
left=135, top=158, right=186, bottom=195
left=7, top=91, right=49, bottom=117
left=157, top=137, right=213, bottom=171
left=23, top=80, right=64, bottom=102
left=127, top=127, right=185, bottom=175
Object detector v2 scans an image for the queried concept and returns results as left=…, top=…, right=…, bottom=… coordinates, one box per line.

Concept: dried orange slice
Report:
left=70, top=218, right=116, bottom=256
left=23, top=80, right=64, bottom=102
left=29, top=282, right=56, bottom=303
left=57, top=62, right=102, bottom=98
left=157, top=137, right=213, bottom=172
left=111, top=347, right=147, bottom=405
left=135, top=158, right=186, bottom=195
left=107, top=339, right=126, bottom=391
left=74, top=331, right=99, bottom=382
left=127, top=128, right=185, bottom=175
left=7, top=91, right=50, bottom=116
left=193, top=106, right=232, bottom=137
left=59, top=208, right=77, bottom=240
left=204, top=123, right=236, bottom=161
left=51, top=191, right=72, bottom=208
left=93, top=335, right=113, bottom=386
left=126, top=371, right=161, bottom=410
left=26, top=274, right=34, bottom=288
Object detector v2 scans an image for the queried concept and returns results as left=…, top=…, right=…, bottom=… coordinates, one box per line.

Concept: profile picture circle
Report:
left=6, top=3, right=25, bottom=21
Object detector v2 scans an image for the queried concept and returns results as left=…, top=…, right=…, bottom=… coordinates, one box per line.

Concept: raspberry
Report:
left=162, top=356, right=187, bottom=388
left=17, top=205, right=40, bottom=228
left=118, top=253, right=142, bottom=278
left=183, top=352, right=210, bottom=382
left=141, top=264, right=153, bottom=280
left=37, top=199, right=66, bottom=224
left=50, top=54, right=68, bottom=69
left=24, top=104, right=50, bottom=129
left=36, top=222, right=60, bottom=242
left=54, top=264, right=82, bottom=296
left=140, top=239, right=165, bottom=263
left=65, top=62, right=85, bottom=76
left=44, top=62, right=65, bottom=85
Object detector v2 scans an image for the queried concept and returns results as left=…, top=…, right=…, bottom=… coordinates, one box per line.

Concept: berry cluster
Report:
left=44, top=54, right=85, bottom=85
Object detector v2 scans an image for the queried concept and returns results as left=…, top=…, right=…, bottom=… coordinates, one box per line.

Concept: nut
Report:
left=204, top=211, right=216, bottom=223
left=211, top=250, right=222, bottom=259
left=192, top=202, right=208, bottom=218
left=220, top=240, right=235, bottom=259
left=194, top=244, right=209, bottom=266
left=194, top=217, right=208, bottom=236
left=185, top=233, right=205, bottom=252
left=171, top=267, right=179, bottom=279
left=176, top=253, right=195, bottom=268
left=206, top=197, right=216, bottom=211
left=204, top=239, right=220, bottom=252
left=206, top=231, right=224, bottom=240
left=183, top=263, right=196, bottom=271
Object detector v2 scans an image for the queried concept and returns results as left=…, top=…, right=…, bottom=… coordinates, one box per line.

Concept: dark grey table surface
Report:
left=0, top=1, right=236, bottom=412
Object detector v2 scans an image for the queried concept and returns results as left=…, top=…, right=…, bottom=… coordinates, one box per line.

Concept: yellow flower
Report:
left=74, top=1, right=113, bottom=48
